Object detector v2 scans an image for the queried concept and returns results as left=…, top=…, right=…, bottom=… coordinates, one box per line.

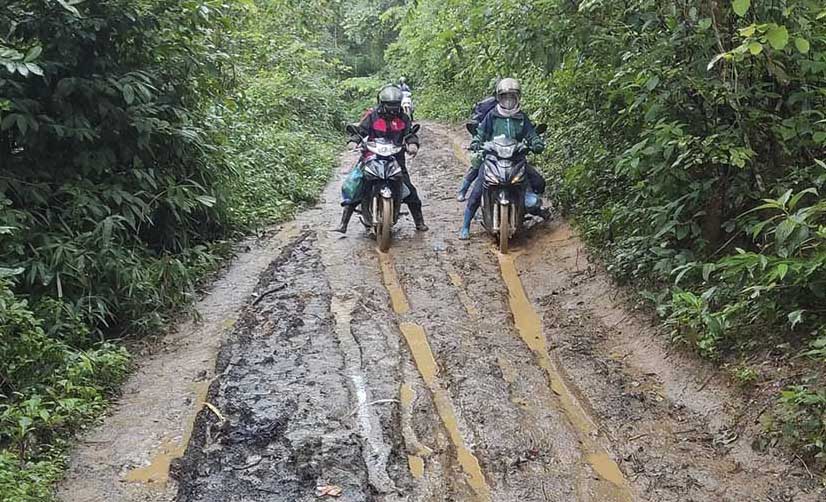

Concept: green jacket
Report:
left=471, top=109, right=545, bottom=154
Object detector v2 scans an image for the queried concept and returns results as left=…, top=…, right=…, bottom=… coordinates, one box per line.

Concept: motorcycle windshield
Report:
left=365, top=139, right=403, bottom=157
left=364, top=158, right=403, bottom=180
left=492, top=136, right=519, bottom=159
left=484, top=159, right=526, bottom=186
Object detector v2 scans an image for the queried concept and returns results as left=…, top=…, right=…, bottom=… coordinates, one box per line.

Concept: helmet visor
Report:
left=498, top=92, right=519, bottom=111
left=383, top=101, right=402, bottom=114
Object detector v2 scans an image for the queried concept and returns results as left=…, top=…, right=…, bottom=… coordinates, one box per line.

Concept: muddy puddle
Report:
left=62, top=122, right=823, bottom=502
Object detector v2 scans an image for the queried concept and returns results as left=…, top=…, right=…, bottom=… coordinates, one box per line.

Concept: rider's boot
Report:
left=334, top=205, right=355, bottom=233
left=539, top=206, right=552, bottom=219
left=458, top=206, right=473, bottom=240
left=456, top=177, right=471, bottom=202
left=410, top=203, right=429, bottom=232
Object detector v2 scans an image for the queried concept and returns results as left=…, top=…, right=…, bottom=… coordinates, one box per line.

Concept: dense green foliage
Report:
left=0, top=0, right=369, bottom=499
left=391, top=0, right=826, bottom=460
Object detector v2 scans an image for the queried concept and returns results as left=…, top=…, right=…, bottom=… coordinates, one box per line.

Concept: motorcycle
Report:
left=466, top=122, right=547, bottom=253
left=346, top=124, right=420, bottom=252
left=402, top=91, right=414, bottom=119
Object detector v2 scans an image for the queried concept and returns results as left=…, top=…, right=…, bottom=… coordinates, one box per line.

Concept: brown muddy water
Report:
left=59, top=123, right=822, bottom=502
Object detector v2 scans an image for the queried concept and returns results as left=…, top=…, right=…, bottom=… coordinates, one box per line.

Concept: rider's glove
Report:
left=529, top=138, right=546, bottom=154
left=469, top=140, right=481, bottom=152
left=406, top=143, right=419, bottom=157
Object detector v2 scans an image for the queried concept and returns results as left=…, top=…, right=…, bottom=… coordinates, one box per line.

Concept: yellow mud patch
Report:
left=378, top=252, right=410, bottom=315
left=497, top=357, right=518, bottom=385
left=399, top=322, right=492, bottom=501
left=497, top=253, right=632, bottom=499
left=408, top=455, right=425, bottom=479
left=400, top=323, right=439, bottom=384
left=125, top=380, right=210, bottom=485
left=380, top=250, right=491, bottom=500
left=401, top=383, right=416, bottom=408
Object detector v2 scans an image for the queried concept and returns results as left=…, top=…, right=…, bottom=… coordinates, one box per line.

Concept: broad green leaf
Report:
left=739, top=25, right=757, bottom=37
left=788, top=310, right=804, bottom=329
left=795, top=37, right=810, bottom=54
left=733, top=0, right=750, bottom=17
left=766, top=25, right=789, bottom=50
left=702, top=263, right=716, bottom=282
left=123, top=84, right=135, bottom=105
left=24, top=46, right=42, bottom=63
left=0, top=267, right=24, bottom=278
left=748, top=42, right=762, bottom=55
left=25, top=63, right=43, bottom=76
left=789, top=188, right=818, bottom=210
left=777, top=189, right=793, bottom=209
left=775, top=218, right=796, bottom=244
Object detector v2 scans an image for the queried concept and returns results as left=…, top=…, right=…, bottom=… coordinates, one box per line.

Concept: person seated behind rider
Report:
left=457, top=81, right=499, bottom=201
left=335, top=84, right=428, bottom=233
left=458, top=77, right=547, bottom=240
left=399, top=77, right=411, bottom=93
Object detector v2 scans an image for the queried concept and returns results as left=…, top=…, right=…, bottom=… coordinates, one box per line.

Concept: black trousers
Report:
left=396, top=154, right=421, bottom=208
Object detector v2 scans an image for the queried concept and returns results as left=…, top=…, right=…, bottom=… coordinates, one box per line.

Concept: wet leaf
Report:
left=766, top=25, right=789, bottom=50
left=316, top=485, right=343, bottom=497
left=788, top=310, right=804, bottom=329
left=732, top=0, right=750, bottom=17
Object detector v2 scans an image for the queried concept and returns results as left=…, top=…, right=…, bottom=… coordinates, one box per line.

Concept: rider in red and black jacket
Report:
left=336, top=84, right=427, bottom=233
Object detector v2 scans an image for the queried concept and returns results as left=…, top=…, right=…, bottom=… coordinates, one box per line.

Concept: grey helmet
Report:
left=399, top=77, right=407, bottom=86
left=496, top=77, right=521, bottom=114
left=378, top=84, right=404, bottom=115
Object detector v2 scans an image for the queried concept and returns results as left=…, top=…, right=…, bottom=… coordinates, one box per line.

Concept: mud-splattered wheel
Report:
left=499, top=204, right=510, bottom=254
left=378, top=197, right=393, bottom=252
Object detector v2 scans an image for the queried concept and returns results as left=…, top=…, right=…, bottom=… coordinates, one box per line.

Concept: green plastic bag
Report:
left=341, top=162, right=364, bottom=205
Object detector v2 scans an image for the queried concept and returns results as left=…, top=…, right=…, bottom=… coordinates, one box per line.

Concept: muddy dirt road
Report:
left=63, top=123, right=821, bottom=502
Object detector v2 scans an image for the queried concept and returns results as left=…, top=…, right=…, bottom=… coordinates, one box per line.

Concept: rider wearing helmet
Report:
left=459, top=77, right=547, bottom=240
left=399, top=77, right=411, bottom=93
left=336, top=84, right=428, bottom=233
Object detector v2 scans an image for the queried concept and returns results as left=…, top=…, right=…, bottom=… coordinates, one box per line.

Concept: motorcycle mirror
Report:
left=346, top=124, right=360, bottom=136
left=466, top=122, right=478, bottom=135
left=409, top=124, right=421, bottom=135
left=535, top=123, right=548, bottom=135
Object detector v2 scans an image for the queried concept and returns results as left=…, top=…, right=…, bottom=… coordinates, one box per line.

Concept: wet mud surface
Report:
left=101, top=122, right=823, bottom=502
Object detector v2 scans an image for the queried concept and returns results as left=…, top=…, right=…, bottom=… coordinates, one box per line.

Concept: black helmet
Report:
left=378, top=84, right=403, bottom=115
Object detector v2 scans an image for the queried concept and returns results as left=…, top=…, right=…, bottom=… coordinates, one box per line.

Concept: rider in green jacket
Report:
left=459, top=78, right=547, bottom=239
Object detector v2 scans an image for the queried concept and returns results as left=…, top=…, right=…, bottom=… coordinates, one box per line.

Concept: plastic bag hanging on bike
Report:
left=525, top=190, right=540, bottom=210
left=341, top=162, right=364, bottom=206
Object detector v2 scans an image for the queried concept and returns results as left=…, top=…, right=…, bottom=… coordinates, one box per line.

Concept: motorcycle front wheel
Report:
left=378, top=197, right=393, bottom=252
left=499, top=204, right=510, bottom=254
